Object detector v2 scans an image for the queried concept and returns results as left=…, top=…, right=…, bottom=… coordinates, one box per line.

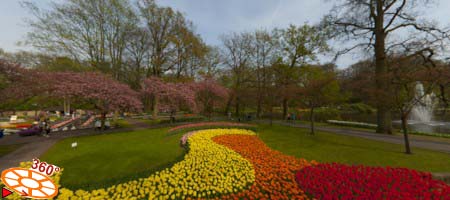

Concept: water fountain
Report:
left=403, top=82, right=450, bottom=133
left=409, top=82, right=435, bottom=123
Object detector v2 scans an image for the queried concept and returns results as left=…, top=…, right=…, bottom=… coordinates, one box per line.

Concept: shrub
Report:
left=410, top=131, right=450, bottom=139
left=339, top=103, right=375, bottom=114
left=326, top=120, right=377, bottom=129
left=159, top=116, right=206, bottom=124
left=299, top=107, right=341, bottom=122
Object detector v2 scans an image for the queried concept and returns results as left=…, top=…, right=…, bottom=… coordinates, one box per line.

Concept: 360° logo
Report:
left=1, top=159, right=60, bottom=199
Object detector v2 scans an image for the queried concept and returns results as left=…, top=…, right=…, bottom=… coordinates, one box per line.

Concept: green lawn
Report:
left=257, top=124, right=450, bottom=172
left=40, top=128, right=184, bottom=189
left=0, top=144, right=22, bottom=157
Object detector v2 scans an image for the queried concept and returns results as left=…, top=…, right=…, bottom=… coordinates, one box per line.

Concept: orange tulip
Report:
left=213, top=135, right=315, bottom=199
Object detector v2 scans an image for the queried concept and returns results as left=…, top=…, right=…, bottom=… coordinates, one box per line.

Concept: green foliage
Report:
left=339, top=103, right=376, bottom=114
left=113, top=119, right=132, bottom=128
left=37, top=57, right=91, bottom=72
left=154, top=116, right=206, bottom=124
left=298, top=66, right=343, bottom=108
left=326, top=120, right=377, bottom=129
left=410, top=131, right=450, bottom=139
left=299, top=107, right=341, bottom=122
left=279, top=24, right=330, bottom=67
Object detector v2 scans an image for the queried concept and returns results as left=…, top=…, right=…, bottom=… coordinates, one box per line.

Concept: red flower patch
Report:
left=296, top=163, right=450, bottom=200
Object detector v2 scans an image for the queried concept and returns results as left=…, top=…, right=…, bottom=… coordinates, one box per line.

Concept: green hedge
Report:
left=299, top=108, right=341, bottom=122
left=326, top=120, right=377, bottom=129
left=339, top=103, right=375, bottom=114
left=410, top=131, right=450, bottom=138
left=159, top=116, right=206, bottom=124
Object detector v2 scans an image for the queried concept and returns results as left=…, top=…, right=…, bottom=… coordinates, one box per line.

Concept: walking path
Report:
left=266, top=121, right=450, bottom=154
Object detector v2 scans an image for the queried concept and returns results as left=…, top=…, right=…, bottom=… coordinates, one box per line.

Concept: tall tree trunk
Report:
left=152, top=95, right=159, bottom=119
left=101, top=112, right=106, bottom=130
left=256, top=97, right=262, bottom=119
left=270, top=106, right=273, bottom=126
left=282, top=98, right=288, bottom=120
left=439, top=84, right=448, bottom=114
left=235, top=97, right=240, bottom=119
left=67, top=99, right=71, bottom=116
left=143, top=96, right=152, bottom=113
left=310, top=106, right=315, bottom=135
left=63, top=98, right=67, bottom=115
left=401, top=114, right=412, bottom=154
left=374, top=3, right=392, bottom=134
left=224, top=94, right=233, bottom=115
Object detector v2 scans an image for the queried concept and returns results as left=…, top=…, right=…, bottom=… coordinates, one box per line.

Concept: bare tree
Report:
left=221, top=32, right=254, bottom=118
left=125, top=27, right=150, bottom=89
left=137, top=0, right=199, bottom=117
left=252, top=29, right=278, bottom=118
left=324, top=0, right=448, bottom=134
left=23, top=0, right=137, bottom=79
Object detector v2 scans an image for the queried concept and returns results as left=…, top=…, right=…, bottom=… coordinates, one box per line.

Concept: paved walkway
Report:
left=267, top=121, right=450, bottom=154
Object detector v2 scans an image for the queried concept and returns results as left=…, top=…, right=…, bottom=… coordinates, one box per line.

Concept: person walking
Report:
left=94, top=120, right=102, bottom=131
left=44, top=118, right=51, bottom=137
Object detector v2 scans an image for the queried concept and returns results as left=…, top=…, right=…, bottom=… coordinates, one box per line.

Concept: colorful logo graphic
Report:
left=1, top=159, right=60, bottom=199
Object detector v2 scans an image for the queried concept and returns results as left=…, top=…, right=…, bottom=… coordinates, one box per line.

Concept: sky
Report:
left=1, top=0, right=449, bottom=68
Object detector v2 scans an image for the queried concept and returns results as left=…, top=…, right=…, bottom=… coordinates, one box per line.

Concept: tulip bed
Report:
left=213, top=134, right=317, bottom=199
left=56, top=129, right=256, bottom=199
left=296, top=163, right=450, bottom=199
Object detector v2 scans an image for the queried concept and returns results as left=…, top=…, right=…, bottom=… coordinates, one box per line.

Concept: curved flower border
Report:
left=57, top=129, right=256, bottom=199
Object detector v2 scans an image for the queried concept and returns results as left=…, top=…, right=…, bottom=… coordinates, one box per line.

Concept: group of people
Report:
left=36, top=111, right=51, bottom=137
left=287, top=113, right=297, bottom=122
left=94, top=119, right=111, bottom=131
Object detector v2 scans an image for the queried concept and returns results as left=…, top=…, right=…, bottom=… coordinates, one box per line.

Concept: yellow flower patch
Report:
left=17, top=129, right=256, bottom=199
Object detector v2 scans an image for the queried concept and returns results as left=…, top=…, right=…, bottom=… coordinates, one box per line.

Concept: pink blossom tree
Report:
left=50, top=72, right=142, bottom=128
left=142, top=76, right=197, bottom=120
left=1, top=67, right=142, bottom=128
left=191, top=77, right=228, bottom=119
